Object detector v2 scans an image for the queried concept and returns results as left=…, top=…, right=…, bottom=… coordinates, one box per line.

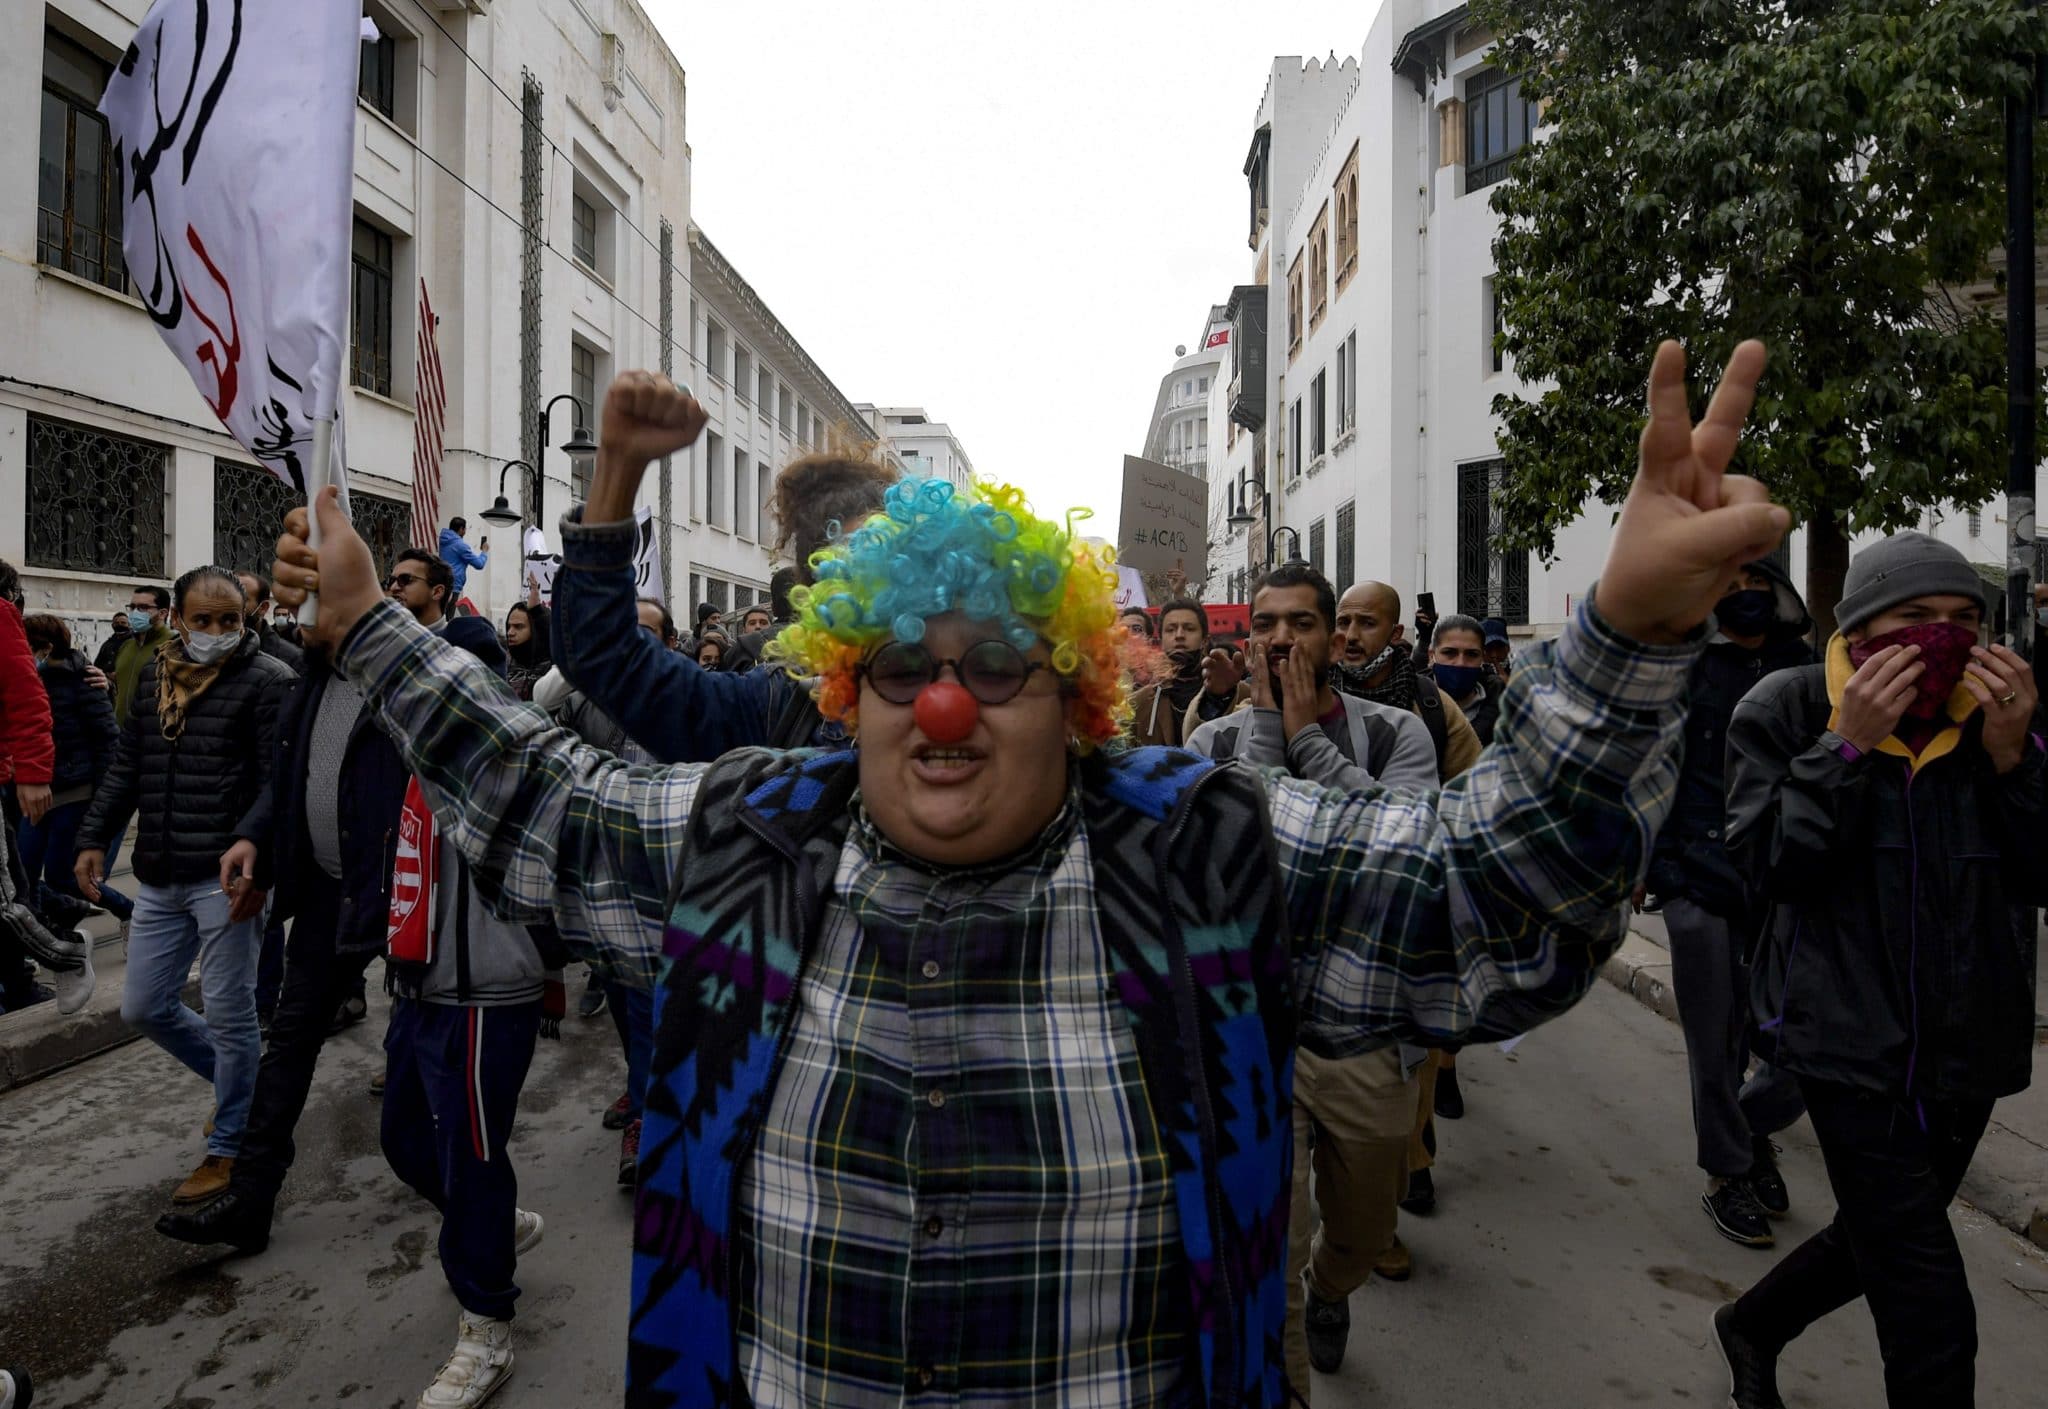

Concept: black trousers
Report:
left=1732, top=1076, right=1994, bottom=1408
left=0, top=787, right=41, bottom=1004
left=234, top=870, right=380, bottom=1201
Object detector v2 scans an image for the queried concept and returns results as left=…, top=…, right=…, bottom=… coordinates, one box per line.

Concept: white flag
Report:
left=633, top=504, right=665, bottom=607
left=100, top=0, right=360, bottom=496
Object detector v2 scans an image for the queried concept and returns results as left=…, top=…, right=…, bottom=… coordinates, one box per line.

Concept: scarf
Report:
left=155, top=639, right=230, bottom=740
left=1331, top=644, right=1416, bottom=712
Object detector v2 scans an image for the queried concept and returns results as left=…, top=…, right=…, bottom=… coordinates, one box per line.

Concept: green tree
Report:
left=1473, top=0, right=2048, bottom=636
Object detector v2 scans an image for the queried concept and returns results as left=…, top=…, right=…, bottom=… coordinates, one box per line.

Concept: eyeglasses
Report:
left=384, top=573, right=422, bottom=590
left=859, top=639, right=1051, bottom=706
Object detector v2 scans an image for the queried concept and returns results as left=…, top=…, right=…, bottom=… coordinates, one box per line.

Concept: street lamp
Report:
left=1226, top=479, right=1267, bottom=532
left=479, top=459, right=540, bottom=530
left=1224, top=481, right=1306, bottom=568
left=541, top=392, right=598, bottom=512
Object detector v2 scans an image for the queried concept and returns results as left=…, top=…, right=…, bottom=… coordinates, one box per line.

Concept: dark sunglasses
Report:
left=860, top=639, right=1050, bottom=706
left=384, top=572, right=422, bottom=590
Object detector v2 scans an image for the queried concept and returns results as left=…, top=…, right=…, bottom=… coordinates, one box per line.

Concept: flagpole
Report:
left=301, top=416, right=335, bottom=629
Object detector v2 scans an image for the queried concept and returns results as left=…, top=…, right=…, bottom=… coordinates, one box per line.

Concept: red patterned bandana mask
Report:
left=1848, top=620, right=1978, bottom=721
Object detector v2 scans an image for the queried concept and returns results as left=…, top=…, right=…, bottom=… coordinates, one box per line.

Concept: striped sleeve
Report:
left=340, top=601, right=700, bottom=989
left=1272, top=599, right=1695, bottom=1053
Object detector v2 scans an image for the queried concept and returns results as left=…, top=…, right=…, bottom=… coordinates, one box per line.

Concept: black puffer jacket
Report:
left=77, top=631, right=297, bottom=886
left=1727, top=657, right=2043, bottom=1104
left=40, top=649, right=117, bottom=795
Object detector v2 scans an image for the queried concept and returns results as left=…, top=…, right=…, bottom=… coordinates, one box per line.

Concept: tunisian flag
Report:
left=100, top=0, right=360, bottom=495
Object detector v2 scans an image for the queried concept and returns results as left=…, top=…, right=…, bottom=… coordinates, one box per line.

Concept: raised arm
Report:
left=553, top=511, right=780, bottom=761
left=1283, top=339, right=1788, bottom=1053
left=277, top=494, right=702, bottom=989
left=1278, top=604, right=1690, bottom=1051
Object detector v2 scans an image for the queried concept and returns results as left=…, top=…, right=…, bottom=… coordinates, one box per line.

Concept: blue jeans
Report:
left=19, top=799, right=132, bottom=921
left=122, top=879, right=263, bottom=1158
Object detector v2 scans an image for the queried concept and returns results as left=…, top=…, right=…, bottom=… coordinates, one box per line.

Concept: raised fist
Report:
left=602, top=371, right=707, bottom=468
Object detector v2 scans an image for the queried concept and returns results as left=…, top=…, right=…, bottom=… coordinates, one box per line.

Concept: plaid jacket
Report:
left=339, top=597, right=1694, bottom=1408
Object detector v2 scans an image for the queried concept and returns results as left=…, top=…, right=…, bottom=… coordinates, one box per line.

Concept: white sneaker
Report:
left=418, top=1313, right=512, bottom=1409
left=55, top=932, right=96, bottom=1015
left=512, top=1208, right=544, bottom=1257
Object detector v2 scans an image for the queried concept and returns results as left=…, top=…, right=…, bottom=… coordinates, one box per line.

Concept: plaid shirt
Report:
left=341, top=596, right=1692, bottom=1403
left=737, top=803, right=1191, bottom=1406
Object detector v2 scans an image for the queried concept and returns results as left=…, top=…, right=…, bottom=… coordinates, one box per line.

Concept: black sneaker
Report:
left=2, top=1365, right=33, bottom=1408
left=1400, top=1167, right=1437, bottom=1216
left=1702, top=1179, right=1775, bottom=1248
left=1302, top=1277, right=1350, bottom=1374
left=579, top=975, right=608, bottom=1020
left=328, top=993, right=367, bottom=1034
left=1433, top=1066, right=1464, bottom=1120
left=155, top=1188, right=274, bottom=1256
left=1712, top=1303, right=1785, bottom=1408
left=1746, top=1137, right=1789, bottom=1218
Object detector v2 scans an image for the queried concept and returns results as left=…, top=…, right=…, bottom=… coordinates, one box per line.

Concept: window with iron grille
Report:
left=572, top=193, right=598, bottom=271
left=1968, top=507, right=1982, bottom=537
left=1309, top=518, right=1326, bottom=575
left=214, top=461, right=299, bottom=576
left=26, top=415, right=166, bottom=577
left=351, top=218, right=395, bottom=396
left=1465, top=68, right=1538, bottom=191
left=352, top=491, right=416, bottom=581
left=359, top=28, right=396, bottom=119
left=1456, top=458, right=1529, bottom=624
left=1335, top=500, right=1355, bottom=592
left=38, top=30, right=125, bottom=293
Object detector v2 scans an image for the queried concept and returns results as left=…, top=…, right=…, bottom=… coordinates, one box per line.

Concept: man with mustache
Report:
left=1127, top=597, right=1213, bottom=748
left=269, top=342, right=1786, bottom=1409
left=1331, top=581, right=1482, bottom=781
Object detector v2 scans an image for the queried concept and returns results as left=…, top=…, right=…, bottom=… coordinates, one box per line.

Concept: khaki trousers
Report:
left=1284, top=1046, right=1420, bottom=1397
left=1408, top=1050, right=1443, bottom=1175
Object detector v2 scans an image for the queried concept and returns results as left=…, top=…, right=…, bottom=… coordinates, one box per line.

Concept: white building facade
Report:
left=858, top=407, right=975, bottom=489
left=1214, top=1, right=2048, bottom=640
left=7, top=0, right=869, bottom=653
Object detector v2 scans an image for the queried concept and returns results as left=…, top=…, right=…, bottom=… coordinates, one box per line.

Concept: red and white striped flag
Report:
left=410, top=278, right=447, bottom=546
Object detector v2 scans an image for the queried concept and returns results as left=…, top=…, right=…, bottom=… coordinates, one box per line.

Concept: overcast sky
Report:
left=643, top=0, right=1390, bottom=539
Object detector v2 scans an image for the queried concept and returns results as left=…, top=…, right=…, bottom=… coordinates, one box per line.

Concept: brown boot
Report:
left=172, top=1155, right=234, bottom=1206
left=1371, top=1234, right=1412, bottom=1283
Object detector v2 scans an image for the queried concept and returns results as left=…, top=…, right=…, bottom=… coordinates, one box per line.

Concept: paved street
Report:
left=3, top=980, right=2045, bottom=1408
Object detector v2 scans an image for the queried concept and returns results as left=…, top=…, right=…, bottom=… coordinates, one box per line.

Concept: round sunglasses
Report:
left=860, top=639, right=1051, bottom=706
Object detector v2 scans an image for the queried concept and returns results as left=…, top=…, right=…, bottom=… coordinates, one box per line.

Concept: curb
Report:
left=1598, top=929, right=2048, bottom=1254
left=0, top=975, right=202, bottom=1089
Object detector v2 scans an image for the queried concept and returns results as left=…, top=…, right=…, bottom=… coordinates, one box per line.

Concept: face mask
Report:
left=1433, top=663, right=1484, bottom=700
left=181, top=628, right=242, bottom=666
left=1716, top=588, right=1774, bottom=636
left=1848, top=620, right=1978, bottom=721
left=127, top=610, right=155, bottom=634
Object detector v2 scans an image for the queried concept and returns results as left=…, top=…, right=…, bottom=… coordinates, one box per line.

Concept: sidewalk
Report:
left=1601, top=911, right=2048, bottom=1250
left=0, top=842, right=187, bottom=1088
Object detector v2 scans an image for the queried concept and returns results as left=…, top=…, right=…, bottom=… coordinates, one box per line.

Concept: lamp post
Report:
left=479, top=459, right=540, bottom=531
left=538, top=393, right=598, bottom=521
left=1226, top=481, right=1306, bottom=571
left=2006, top=9, right=2043, bottom=661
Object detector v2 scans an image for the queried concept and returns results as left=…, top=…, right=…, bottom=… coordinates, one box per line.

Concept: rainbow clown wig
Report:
left=769, top=476, right=1129, bottom=750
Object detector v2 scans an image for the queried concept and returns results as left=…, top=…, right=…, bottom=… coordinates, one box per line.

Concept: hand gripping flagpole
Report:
left=300, top=417, right=334, bottom=630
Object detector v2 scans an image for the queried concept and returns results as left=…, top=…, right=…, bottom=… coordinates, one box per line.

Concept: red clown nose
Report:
left=913, top=681, right=980, bottom=743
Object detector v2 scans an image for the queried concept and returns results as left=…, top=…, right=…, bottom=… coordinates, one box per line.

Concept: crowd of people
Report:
left=0, top=340, right=2036, bottom=1409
